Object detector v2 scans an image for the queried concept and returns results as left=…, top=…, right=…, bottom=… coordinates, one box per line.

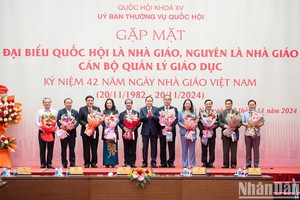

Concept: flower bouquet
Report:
left=184, top=113, right=199, bottom=141
left=57, top=113, right=76, bottom=140
left=123, top=113, right=140, bottom=140
left=245, top=111, right=264, bottom=138
left=104, top=114, right=119, bottom=141
left=40, top=113, right=57, bottom=142
left=0, top=135, right=16, bottom=152
left=128, top=168, right=154, bottom=188
left=159, top=108, right=176, bottom=141
left=223, top=112, right=241, bottom=142
left=200, top=111, right=217, bottom=145
left=0, top=90, right=22, bottom=131
left=85, top=110, right=104, bottom=137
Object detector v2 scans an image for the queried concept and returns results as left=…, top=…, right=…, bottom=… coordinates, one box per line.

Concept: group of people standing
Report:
left=35, top=95, right=264, bottom=169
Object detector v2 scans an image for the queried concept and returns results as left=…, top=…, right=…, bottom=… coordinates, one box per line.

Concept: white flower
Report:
left=4, top=110, right=8, bottom=115
left=4, top=102, right=8, bottom=106
left=0, top=102, right=3, bottom=106
left=4, top=118, right=7, bottom=122
left=0, top=118, right=2, bottom=121
left=14, top=108, right=18, bottom=112
left=9, top=109, right=12, bottom=113
left=3, top=98, right=7, bottom=101
left=4, top=140, right=9, bottom=144
left=8, top=117, right=12, bottom=121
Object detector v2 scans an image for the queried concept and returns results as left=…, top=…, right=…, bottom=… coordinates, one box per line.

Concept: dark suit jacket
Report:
left=57, top=108, right=79, bottom=138
left=218, top=109, right=242, bottom=141
left=140, top=106, right=159, bottom=136
left=157, top=106, right=178, bottom=136
left=118, top=110, right=141, bottom=139
left=78, top=105, right=101, bottom=137
left=198, top=110, right=219, bottom=138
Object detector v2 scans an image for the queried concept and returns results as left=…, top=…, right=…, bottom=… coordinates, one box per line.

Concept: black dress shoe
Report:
left=130, top=165, right=137, bottom=168
left=40, top=164, right=46, bottom=168
left=105, top=165, right=110, bottom=168
left=159, top=165, right=168, bottom=168
left=207, top=163, right=215, bottom=168
left=222, top=165, right=229, bottom=168
left=168, top=164, right=175, bottom=168
left=246, top=165, right=251, bottom=169
left=231, top=165, right=236, bottom=169
left=254, top=164, right=258, bottom=168
left=63, top=165, right=68, bottom=168
left=70, top=164, right=78, bottom=167
left=47, top=164, right=54, bottom=169
left=91, top=164, right=98, bottom=168
left=151, top=165, right=158, bottom=168
left=141, top=164, right=147, bottom=168
left=201, top=164, right=207, bottom=167
left=84, top=164, right=90, bottom=168
left=111, top=165, right=115, bottom=168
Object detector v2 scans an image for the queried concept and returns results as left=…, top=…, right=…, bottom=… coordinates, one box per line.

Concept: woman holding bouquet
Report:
left=102, top=98, right=119, bottom=168
left=178, top=99, right=197, bottom=168
left=242, top=100, right=265, bottom=168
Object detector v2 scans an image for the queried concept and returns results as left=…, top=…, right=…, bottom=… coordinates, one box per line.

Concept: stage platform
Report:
left=3, top=166, right=299, bottom=181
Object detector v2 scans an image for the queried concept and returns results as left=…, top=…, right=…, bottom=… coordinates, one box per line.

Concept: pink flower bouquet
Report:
left=104, top=114, right=119, bottom=141
left=159, top=108, right=176, bottom=141
left=245, top=111, right=264, bottom=138
left=223, top=112, right=241, bottom=141
left=57, top=113, right=76, bottom=140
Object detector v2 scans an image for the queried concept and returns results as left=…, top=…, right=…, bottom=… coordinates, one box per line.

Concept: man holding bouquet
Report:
left=158, top=95, right=178, bottom=168
left=78, top=95, right=101, bottom=168
left=57, top=98, right=79, bottom=168
left=35, top=97, right=57, bottom=169
left=218, top=99, right=242, bottom=169
left=119, top=99, right=141, bottom=168
left=140, top=96, right=160, bottom=168
left=242, top=100, right=265, bottom=168
left=198, top=99, right=219, bottom=168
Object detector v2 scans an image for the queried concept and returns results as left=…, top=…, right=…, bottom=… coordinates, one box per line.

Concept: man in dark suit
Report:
left=198, top=99, right=219, bottom=168
left=140, top=96, right=160, bottom=168
left=158, top=95, right=178, bottom=168
left=57, top=98, right=79, bottom=168
left=78, top=95, right=101, bottom=168
left=218, top=99, right=242, bottom=169
left=119, top=99, right=141, bottom=168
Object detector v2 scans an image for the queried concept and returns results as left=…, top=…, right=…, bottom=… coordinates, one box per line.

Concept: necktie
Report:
left=88, top=108, right=91, bottom=114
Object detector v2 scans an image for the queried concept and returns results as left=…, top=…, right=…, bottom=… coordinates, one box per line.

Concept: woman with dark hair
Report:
left=177, top=99, right=197, bottom=168
left=102, top=98, right=119, bottom=168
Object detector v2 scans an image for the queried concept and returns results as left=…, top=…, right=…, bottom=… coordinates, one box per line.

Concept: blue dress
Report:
left=102, top=110, right=119, bottom=166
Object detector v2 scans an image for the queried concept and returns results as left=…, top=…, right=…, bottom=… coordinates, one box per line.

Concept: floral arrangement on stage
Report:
left=200, top=110, right=217, bottom=145
left=159, top=108, right=176, bottom=141
left=184, top=113, right=199, bottom=141
left=123, top=113, right=140, bottom=140
left=85, top=110, right=104, bottom=137
left=0, top=85, right=22, bottom=167
left=245, top=111, right=264, bottom=138
left=57, top=113, right=77, bottom=139
left=223, top=112, right=241, bottom=141
left=128, top=168, right=154, bottom=188
left=0, top=86, right=22, bottom=131
left=40, top=113, right=57, bottom=142
left=103, top=114, right=119, bottom=141
left=0, top=135, right=16, bottom=152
